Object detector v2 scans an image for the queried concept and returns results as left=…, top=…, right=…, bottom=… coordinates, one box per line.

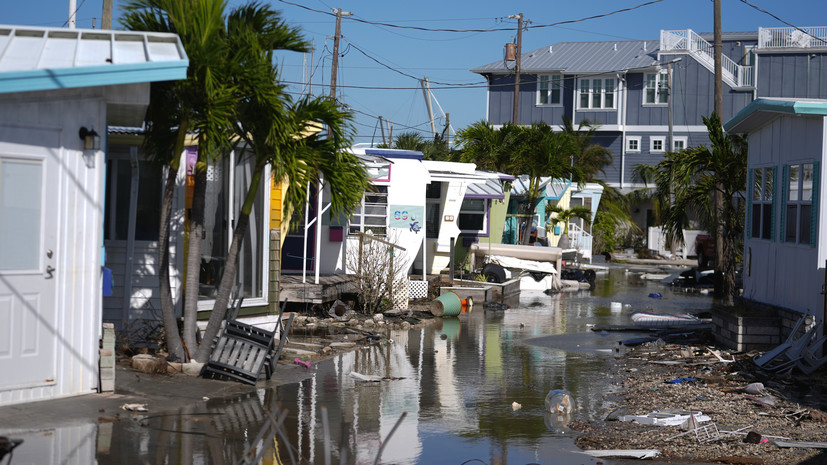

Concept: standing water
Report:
left=2, top=268, right=715, bottom=464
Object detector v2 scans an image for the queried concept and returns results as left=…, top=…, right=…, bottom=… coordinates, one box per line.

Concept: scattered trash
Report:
left=707, top=346, right=736, bottom=363
left=648, top=292, right=663, bottom=299
left=583, top=449, right=660, bottom=459
left=545, top=389, right=575, bottom=414
left=202, top=397, right=210, bottom=402
left=605, top=406, right=629, bottom=421
left=744, top=431, right=763, bottom=444
left=120, top=403, right=148, bottom=412
left=771, top=440, right=827, bottom=449
left=744, top=394, right=777, bottom=407
left=742, top=382, right=767, bottom=395
left=620, top=410, right=710, bottom=427
left=482, top=301, right=510, bottom=311
left=350, top=372, right=382, bottom=382
left=511, top=401, right=522, bottom=411
left=665, top=377, right=697, bottom=384
left=329, top=299, right=354, bottom=321
left=610, top=302, right=622, bottom=313
left=293, top=357, right=312, bottom=370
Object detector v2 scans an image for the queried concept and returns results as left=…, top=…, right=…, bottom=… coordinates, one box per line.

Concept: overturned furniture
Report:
left=202, top=301, right=294, bottom=385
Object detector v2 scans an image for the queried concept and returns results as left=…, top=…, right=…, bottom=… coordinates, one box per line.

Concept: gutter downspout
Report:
left=620, top=73, right=628, bottom=189
left=571, top=73, right=577, bottom=125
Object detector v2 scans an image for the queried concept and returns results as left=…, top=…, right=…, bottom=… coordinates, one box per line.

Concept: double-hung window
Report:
left=650, top=136, right=665, bottom=153
left=644, top=72, right=668, bottom=104
left=750, top=167, right=775, bottom=240
left=783, top=163, right=818, bottom=245
left=538, top=75, right=562, bottom=105
left=578, top=77, right=616, bottom=109
left=458, top=198, right=488, bottom=235
left=349, top=185, right=388, bottom=236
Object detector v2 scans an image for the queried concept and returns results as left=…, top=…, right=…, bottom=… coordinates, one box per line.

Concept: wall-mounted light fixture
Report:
left=78, top=126, right=100, bottom=151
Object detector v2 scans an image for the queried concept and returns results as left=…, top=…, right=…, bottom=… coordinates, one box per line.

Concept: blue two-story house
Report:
left=471, top=27, right=827, bottom=193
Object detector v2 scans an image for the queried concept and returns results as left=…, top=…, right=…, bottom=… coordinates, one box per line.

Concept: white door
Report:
left=0, top=127, right=59, bottom=391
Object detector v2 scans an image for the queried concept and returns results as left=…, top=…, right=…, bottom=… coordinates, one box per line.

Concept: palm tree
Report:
left=193, top=6, right=368, bottom=362
left=545, top=205, right=592, bottom=248
left=457, top=121, right=579, bottom=244
left=634, top=113, right=747, bottom=305
left=122, top=0, right=236, bottom=361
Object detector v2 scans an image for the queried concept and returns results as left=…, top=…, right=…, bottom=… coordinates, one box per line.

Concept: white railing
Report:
left=567, top=222, right=593, bottom=261
left=660, top=29, right=754, bottom=89
left=758, top=27, right=827, bottom=49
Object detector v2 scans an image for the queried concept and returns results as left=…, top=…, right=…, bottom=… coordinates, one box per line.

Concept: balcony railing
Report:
left=661, top=29, right=754, bottom=89
left=758, top=27, right=827, bottom=49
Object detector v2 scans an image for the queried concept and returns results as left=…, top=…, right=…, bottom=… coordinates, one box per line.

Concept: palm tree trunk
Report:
left=159, top=165, right=186, bottom=361
left=195, top=166, right=263, bottom=362
left=183, top=166, right=207, bottom=360
left=521, top=177, right=539, bottom=245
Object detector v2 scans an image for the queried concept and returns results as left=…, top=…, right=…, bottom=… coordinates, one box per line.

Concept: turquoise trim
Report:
left=725, top=98, right=827, bottom=132
left=0, top=60, right=189, bottom=94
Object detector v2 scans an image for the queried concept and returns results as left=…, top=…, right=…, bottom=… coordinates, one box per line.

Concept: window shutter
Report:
left=746, top=169, right=753, bottom=238
left=780, top=165, right=787, bottom=242
left=811, top=161, right=820, bottom=248
left=771, top=166, right=779, bottom=242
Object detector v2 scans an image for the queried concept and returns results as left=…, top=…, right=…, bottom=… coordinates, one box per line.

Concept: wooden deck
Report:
left=279, top=273, right=358, bottom=304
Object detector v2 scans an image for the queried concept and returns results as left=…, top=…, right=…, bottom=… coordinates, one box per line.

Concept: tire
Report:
left=482, top=263, right=506, bottom=284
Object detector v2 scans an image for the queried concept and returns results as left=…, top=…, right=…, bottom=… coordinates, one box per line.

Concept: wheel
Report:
left=482, top=263, right=506, bottom=283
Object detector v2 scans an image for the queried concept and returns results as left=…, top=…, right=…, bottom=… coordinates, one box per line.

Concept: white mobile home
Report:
left=0, top=25, right=187, bottom=405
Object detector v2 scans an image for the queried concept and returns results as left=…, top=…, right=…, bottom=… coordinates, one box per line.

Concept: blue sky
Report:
left=7, top=0, right=827, bottom=145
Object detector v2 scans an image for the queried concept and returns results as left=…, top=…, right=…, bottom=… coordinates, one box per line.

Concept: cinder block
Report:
left=100, top=379, right=115, bottom=392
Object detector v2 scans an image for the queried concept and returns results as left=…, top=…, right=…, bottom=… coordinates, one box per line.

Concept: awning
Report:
left=465, top=178, right=504, bottom=199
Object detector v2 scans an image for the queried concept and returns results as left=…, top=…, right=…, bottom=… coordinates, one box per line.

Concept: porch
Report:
left=279, top=274, right=359, bottom=305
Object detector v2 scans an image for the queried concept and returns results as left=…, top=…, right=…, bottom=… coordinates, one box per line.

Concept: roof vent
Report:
left=613, top=43, right=617, bottom=51
left=643, top=41, right=647, bottom=51
left=549, top=45, right=553, bottom=53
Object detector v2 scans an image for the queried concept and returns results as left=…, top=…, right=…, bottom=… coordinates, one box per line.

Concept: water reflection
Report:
left=0, top=269, right=712, bottom=464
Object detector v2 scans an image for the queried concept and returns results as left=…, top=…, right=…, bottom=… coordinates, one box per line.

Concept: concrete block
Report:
left=747, top=325, right=779, bottom=336
left=132, top=354, right=165, bottom=373
left=183, top=362, right=204, bottom=376
left=100, top=379, right=115, bottom=392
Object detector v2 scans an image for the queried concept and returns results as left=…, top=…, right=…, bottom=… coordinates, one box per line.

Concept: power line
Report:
left=737, top=0, right=827, bottom=45
left=277, top=0, right=667, bottom=33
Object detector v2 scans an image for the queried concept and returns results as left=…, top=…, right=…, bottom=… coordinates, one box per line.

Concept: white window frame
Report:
left=577, top=77, right=616, bottom=110
left=644, top=72, right=668, bottom=105
left=650, top=136, right=666, bottom=153
left=626, top=136, right=641, bottom=153
left=458, top=198, right=489, bottom=235
left=537, top=74, right=562, bottom=106
left=349, top=184, right=389, bottom=236
left=672, top=136, right=687, bottom=151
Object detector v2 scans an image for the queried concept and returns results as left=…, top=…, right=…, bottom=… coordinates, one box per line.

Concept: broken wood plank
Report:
left=583, top=449, right=659, bottom=459
left=771, top=440, right=827, bottom=449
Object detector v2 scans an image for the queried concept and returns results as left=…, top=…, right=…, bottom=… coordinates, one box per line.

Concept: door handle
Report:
left=46, top=265, right=55, bottom=278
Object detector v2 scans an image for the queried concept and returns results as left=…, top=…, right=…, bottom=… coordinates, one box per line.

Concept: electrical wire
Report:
left=277, top=0, right=667, bottom=33
left=737, top=0, right=827, bottom=45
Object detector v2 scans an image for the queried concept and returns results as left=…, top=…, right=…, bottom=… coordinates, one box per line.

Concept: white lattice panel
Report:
left=409, top=280, right=428, bottom=299
left=392, top=279, right=409, bottom=310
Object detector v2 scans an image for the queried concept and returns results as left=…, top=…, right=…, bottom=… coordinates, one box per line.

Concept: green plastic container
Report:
left=430, top=291, right=462, bottom=317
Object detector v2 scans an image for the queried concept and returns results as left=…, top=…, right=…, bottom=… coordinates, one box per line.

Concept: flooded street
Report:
left=5, top=268, right=716, bottom=465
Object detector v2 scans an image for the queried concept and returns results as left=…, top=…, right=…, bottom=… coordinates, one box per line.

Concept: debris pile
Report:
left=574, top=340, right=827, bottom=464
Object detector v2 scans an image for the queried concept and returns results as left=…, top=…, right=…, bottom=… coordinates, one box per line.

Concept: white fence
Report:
left=647, top=227, right=706, bottom=259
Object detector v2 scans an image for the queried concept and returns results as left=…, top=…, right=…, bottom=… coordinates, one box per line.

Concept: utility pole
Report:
left=379, top=116, right=386, bottom=146
left=713, top=0, right=726, bottom=299
left=510, top=13, right=524, bottom=123
left=445, top=113, right=450, bottom=147
left=68, top=0, right=77, bottom=28
left=102, top=0, right=113, bottom=29
left=328, top=8, right=352, bottom=137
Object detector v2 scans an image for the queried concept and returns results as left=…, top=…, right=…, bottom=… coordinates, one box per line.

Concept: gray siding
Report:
left=622, top=131, right=711, bottom=185
left=588, top=133, right=622, bottom=185
left=757, top=53, right=827, bottom=99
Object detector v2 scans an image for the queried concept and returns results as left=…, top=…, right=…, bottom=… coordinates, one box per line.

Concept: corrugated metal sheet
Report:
left=471, top=40, right=660, bottom=74
left=510, top=175, right=570, bottom=199
left=465, top=178, right=504, bottom=199
left=0, top=25, right=188, bottom=93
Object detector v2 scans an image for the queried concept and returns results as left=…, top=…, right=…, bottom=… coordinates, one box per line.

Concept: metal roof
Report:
left=364, top=148, right=423, bottom=160
left=0, top=25, right=188, bottom=94
left=725, top=97, right=827, bottom=133
left=465, top=178, right=505, bottom=200
left=471, top=40, right=661, bottom=75
left=510, top=176, right=571, bottom=200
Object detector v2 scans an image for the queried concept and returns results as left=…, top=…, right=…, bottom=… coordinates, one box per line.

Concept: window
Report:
left=578, top=77, right=616, bottom=109
left=458, top=198, right=488, bottom=234
left=750, top=167, right=775, bottom=240
left=538, top=75, right=562, bottom=105
left=626, top=136, right=641, bottom=152
left=104, top=146, right=162, bottom=242
left=425, top=182, right=441, bottom=239
left=644, top=72, right=668, bottom=104
left=650, top=136, right=665, bottom=153
left=783, top=163, right=818, bottom=245
left=349, top=185, right=388, bottom=236
left=672, top=137, right=687, bottom=151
